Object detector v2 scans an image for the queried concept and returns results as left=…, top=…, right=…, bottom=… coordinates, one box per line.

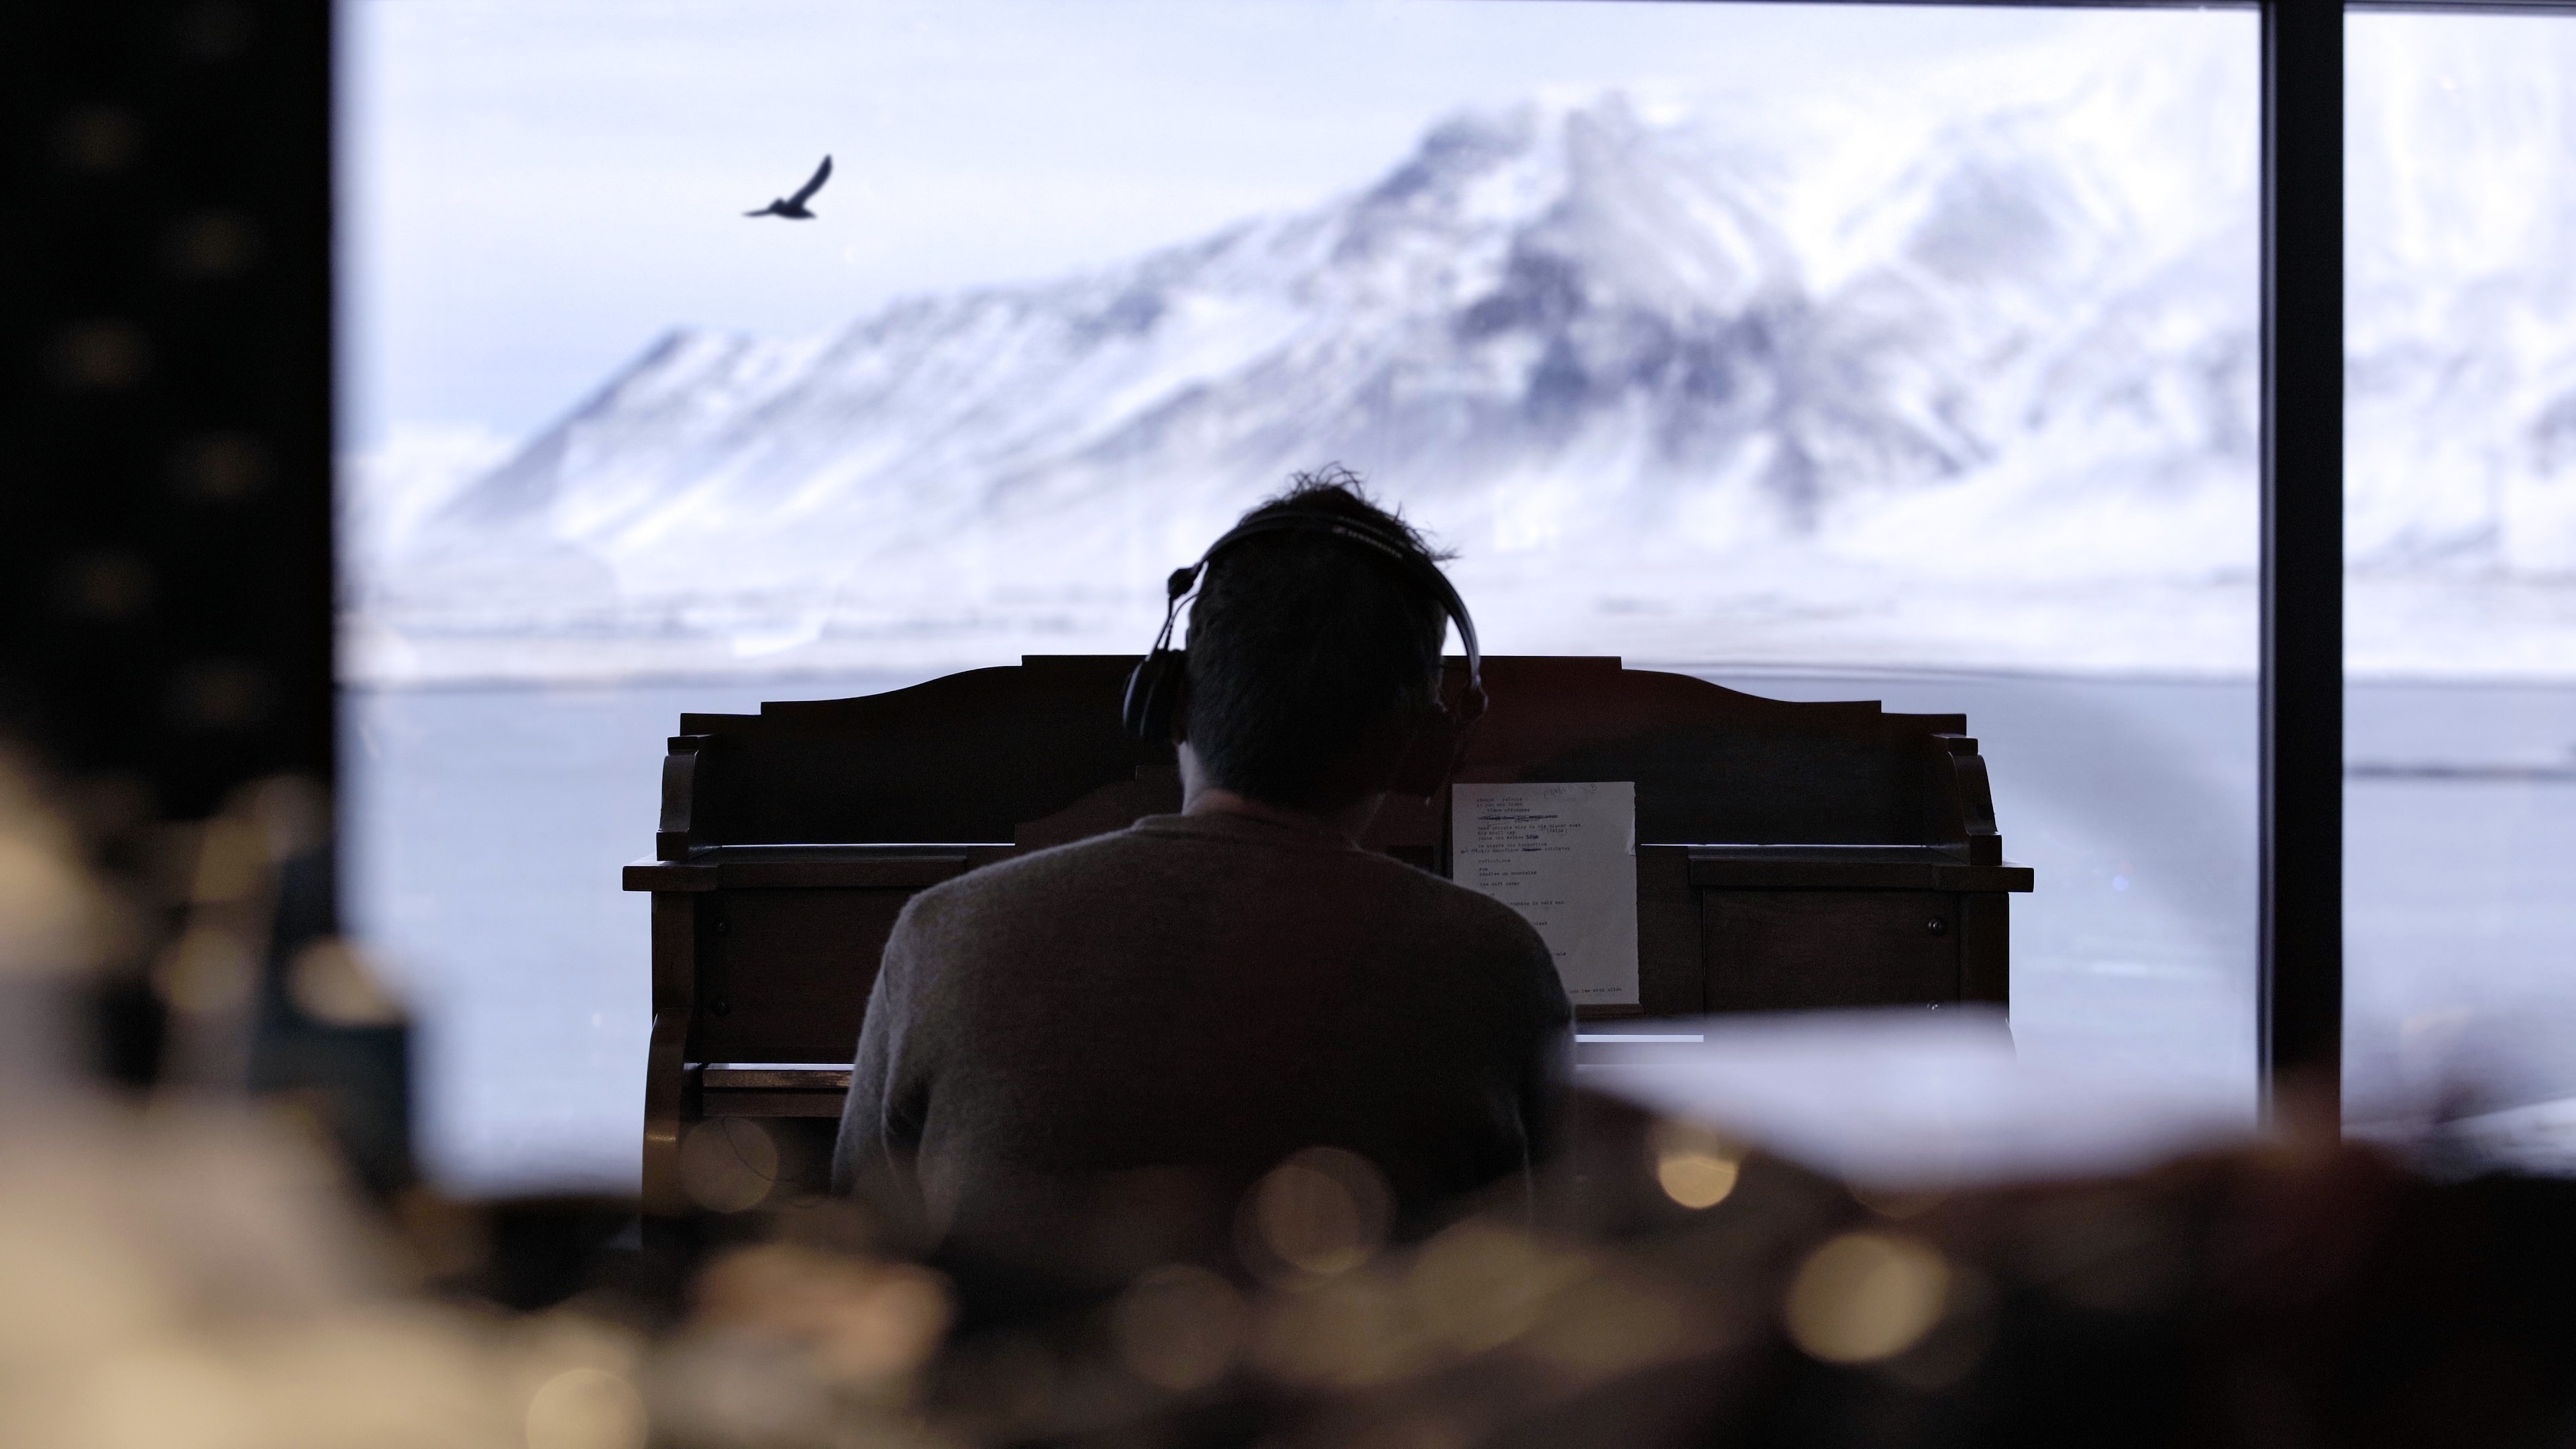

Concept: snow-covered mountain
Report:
left=348, top=25, right=2576, bottom=684
left=2347, top=19, right=2576, bottom=570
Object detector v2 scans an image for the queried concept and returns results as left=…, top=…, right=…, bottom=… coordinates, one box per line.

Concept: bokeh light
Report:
left=1110, top=1264, right=1247, bottom=1393
left=1241, top=1147, right=1390, bottom=1280
left=526, top=1366, right=648, bottom=1449
left=1405, top=1222, right=1568, bottom=1355
left=1784, top=1232, right=1951, bottom=1364
left=1649, top=1118, right=1743, bottom=1210
left=692, top=1242, right=952, bottom=1388
left=1252, top=1267, right=1425, bottom=1388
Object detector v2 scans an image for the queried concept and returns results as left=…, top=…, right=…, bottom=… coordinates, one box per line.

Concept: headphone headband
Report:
left=1173, top=511, right=1481, bottom=688
left=1122, top=505, right=1489, bottom=788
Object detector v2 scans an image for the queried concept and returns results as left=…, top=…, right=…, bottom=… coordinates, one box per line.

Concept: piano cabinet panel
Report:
left=1635, top=844, right=1706, bottom=1018
left=683, top=886, right=915, bottom=1066
left=1701, top=889, right=1964, bottom=1012
left=1960, top=890, right=2010, bottom=1005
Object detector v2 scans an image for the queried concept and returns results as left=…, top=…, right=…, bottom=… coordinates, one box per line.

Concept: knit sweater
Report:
left=830, top=808, right=1569, bottom=1316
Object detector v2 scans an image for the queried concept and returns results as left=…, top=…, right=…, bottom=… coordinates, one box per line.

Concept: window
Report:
left=2345, top=10, right=2576, bottom=1165
left=343, top=0, right=2262, bottom=1193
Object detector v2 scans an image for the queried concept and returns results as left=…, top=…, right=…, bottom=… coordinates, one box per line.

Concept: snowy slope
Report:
left=2347, top=19, right=2576, bottom=574
left=347, top=27, right=2576, bottom=684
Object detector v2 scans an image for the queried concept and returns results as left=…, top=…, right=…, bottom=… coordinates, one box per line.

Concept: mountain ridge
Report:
left=352, top=39, right=2576, bottom=682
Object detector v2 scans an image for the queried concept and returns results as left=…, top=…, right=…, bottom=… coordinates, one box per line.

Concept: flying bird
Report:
left=745, top=156, right=833, bottom=219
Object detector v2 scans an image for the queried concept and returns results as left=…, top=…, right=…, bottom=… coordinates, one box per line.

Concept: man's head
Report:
left=1179, top=469, right=1454, bottom=812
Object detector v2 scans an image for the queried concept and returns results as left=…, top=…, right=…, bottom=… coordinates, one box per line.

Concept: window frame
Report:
left=1591, top=0, right=2354, bottom=1119
left=350, top=0, right=2532, bottom=1126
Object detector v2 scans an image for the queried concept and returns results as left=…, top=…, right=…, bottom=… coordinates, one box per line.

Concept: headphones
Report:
left=1120, top=510, right=1487, bottom=797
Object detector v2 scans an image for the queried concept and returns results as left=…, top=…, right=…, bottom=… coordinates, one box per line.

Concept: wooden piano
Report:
left=623, top=655, right=2033, bottom=1215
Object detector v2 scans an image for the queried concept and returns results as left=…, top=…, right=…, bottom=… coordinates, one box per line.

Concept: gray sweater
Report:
left=832, top=809, right=1568, bottom=1312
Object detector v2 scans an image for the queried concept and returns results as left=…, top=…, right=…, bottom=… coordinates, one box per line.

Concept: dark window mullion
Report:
left=2260, top=0, right=2345, bottom=1122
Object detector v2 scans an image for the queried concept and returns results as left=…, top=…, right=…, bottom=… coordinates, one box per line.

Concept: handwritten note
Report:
left=1452, top=782, right=1638, bottom=1006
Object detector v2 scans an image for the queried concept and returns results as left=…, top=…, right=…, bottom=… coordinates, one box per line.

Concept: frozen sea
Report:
left=343, top=669, right=2576, bottom=1196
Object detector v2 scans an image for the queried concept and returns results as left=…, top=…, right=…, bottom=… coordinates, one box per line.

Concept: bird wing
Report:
left=788, top=155, right=833, bottom=207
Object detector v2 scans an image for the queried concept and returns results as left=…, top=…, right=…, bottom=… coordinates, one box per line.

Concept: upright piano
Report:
left=623, top=655, right=2033, bottom=1215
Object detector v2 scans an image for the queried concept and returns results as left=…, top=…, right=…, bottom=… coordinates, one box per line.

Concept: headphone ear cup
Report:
left=1450, top=683, right=1487, bottom=782
left=1122, top=648, right=1186, bottom=745
left=1388, top=673, right=1485, bottom=798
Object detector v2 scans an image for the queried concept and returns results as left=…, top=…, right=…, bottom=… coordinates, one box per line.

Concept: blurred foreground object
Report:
left=0, top=1102, right=635, bottom=1449
left=10, top=738, right=2576, bottom=1448
left=102, top=768, right=417, bottom=1197
left=0, top=751, right=644, bottom=1449
left=0, top=745, right=121, bottom=994
left=1580, top=1008, right=2255, bottom=1192
left=3, top=0, right=395, bottom=1183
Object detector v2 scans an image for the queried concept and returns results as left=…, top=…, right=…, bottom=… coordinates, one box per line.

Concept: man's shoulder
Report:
left=897, top=828, right=1156, bottom=928
left=1362, top=851, right=1550, bottom=947
left=1351, top=858, right=1568, bottom=1026
left=898, top=822, right=1551, bottom=968
left=908, top=824, right=1532, bottom=918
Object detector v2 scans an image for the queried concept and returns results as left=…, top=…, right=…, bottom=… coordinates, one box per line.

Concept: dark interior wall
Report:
left=1, top=0, right=334, bottom=822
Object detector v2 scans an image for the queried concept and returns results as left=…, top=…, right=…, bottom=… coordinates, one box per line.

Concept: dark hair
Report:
left=1181, top=467, right=1453, bottom=809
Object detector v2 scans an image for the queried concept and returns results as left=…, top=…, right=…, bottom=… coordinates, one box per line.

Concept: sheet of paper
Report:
left=1451, top=782, right=1639, bottom=1006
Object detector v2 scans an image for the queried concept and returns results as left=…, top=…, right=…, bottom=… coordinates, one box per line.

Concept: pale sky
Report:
left=341, top=0, right=2182, bottom=448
